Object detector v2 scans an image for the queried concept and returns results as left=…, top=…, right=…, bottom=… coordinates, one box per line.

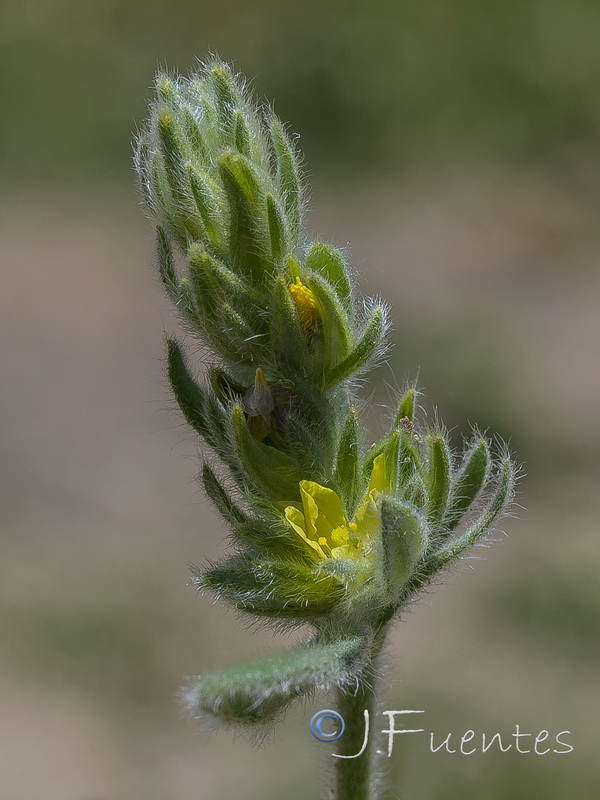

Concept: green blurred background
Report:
left=1, top=1, right=599, bottom=798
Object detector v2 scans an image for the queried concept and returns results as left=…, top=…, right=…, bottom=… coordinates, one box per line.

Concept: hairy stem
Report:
left=333, top=628, right=387, bottom=800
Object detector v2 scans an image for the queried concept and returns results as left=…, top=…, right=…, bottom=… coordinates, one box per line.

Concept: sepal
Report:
left=156, top=108, right=203, bottom=241
left=380, top=496, right=429, bottom=598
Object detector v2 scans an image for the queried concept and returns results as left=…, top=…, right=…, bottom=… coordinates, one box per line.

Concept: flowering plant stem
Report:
left=334, top=626, right=387, bottom=800
left=134, top=57, right=517, bottom=800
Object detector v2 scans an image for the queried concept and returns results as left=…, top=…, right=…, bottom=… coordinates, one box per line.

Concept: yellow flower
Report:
left=284, top=454, right=392, bottom=559
left=288, top=277, right=322, bottom=333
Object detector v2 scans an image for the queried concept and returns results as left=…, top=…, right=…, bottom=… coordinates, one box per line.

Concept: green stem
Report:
left=333, top=627, right=387, bottom=800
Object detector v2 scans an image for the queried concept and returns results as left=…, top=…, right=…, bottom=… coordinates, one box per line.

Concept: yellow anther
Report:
left=348, top=522, right=358, bottom=532
left=318, top=537, right=328, bottom=546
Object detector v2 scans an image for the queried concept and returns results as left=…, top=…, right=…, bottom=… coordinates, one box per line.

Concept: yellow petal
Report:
left=330, top=544, right=355, bottom=559
left=353, top=492, right=380, bottom=543
left=284, top=505, right=326, bottom=558
left=368, top=452, right=389, bottom=495
left=288, top=277, right=321, bottom=333
left=303, top=481, right=346, bottom=526
left=299, top=482, right=320, bottom=539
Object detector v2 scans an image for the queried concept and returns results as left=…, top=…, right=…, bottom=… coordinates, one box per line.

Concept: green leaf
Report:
left=156, top=109, right=202, bottom=239
left=167, top=338, right=216, bottom=444
left=397, top=429, right=422, bottom=492
left=155, top=74, right=178, bottom=104
left=305, top=242, right=352, bottom=311
left=395, top=386, right=417, bottom=426
left=167, top=339, right=241, bottom=477
left=182, top=635, right=367, bottom=727
left=427, top=435, right=451, bottom=525
left=444, top=438, right=490, bottom=531
left=187, top=246, right=266, bottom=362
left=270, top=276, right=309, bottom=371
left=306, top=272, right=352, bottom=375
left=324, top=307, right=384, bottom=389
left=207, top=366, right=245, bottom=403
left=280, top=378, right=339, bottom=479
left=186, top=164, right=223, bottom=249
left=217, top=151, right=271, bottom=283
left=363, top=436, right=389, bottom=479
left=196, top=553, right=345, bottom=618
left=335, top=406, right=361, bottom=515
left=156, top=225, right=178, bottom=301
left=209, top=62, right=241, bottom=140
left=430, top=456, right=516, bottom=571
left=149, top=153, right=188, bottom=251
left=189, top=244, right=259, bottom=312
left=231, top=405, right=303, bottom=500
left=269, top=116, right=302, bottom=242
left=176, top=277, right=204, bottom=331
left=266, top=193, right=289, bottom=264
left=182, top=105, right=209, bottom=161
left=134, top=137, right=154, bottom=210
left=232, top=516, right=315, bottom=560
left=201, top=463, right=248, bottom=526
left=233, top=109, right=252, bottom=157
left=382, top=430, right=400, bottom=493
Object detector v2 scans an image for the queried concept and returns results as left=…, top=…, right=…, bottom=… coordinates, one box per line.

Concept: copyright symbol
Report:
left=310, top=710, right=345, bottom=742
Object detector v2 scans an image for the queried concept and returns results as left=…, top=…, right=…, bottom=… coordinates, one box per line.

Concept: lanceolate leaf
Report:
left=427, top=435, right=451, bottom=525
left=324, top=307, right=384, bottom=389
left=269, top=116, right=302, bottom=241
left=395, top=386, right=417, bottom=425
left=156, top=225, right=178, bottom=301
left=231, top=405, right=303, bottom=500
left=305, top=242, right=352, bottom=311
left=444, top=437, right=490, bottom=531
left=430, top=456, right=516, bottom=570
left=182, top=635, right=367, bottom=726
left=201, top=463, right=249, bottom=526
left=166, top=339, right=241, bottom=478
left=196, top=553, right=345, bottom=618
left=335, top=406, right=361, bottom=515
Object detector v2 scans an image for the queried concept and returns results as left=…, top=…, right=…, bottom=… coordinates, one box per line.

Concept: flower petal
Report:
left=284, top=505, right=326, bottom=557
left=368, top=452, right=390, bottom=495
left=301, top=481, right=346, bottom=530
left=353, top=492, right=380, bottom=544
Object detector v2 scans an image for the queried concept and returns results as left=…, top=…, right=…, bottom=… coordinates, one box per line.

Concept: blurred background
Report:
left=1, top=1, right=599, bottom=798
